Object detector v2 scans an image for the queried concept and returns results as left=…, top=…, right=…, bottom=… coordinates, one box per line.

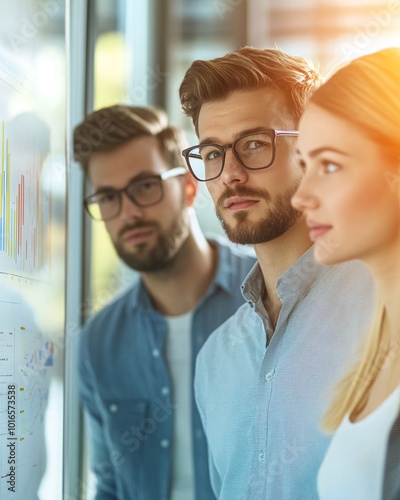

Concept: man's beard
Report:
left=112, top=210, right=190, bottom=272
left=215, top=183, right=302, bottom=245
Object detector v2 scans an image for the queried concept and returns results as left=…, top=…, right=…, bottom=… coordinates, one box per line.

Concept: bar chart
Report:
left=0, top=120, right=51, bottom=275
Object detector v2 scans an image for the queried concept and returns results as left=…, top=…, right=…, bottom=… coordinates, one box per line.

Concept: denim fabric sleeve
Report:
left=78, top=328, right=118, bottom=500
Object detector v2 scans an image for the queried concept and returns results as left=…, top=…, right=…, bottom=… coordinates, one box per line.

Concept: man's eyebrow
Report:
left=199, top=127, right=270, bottom=146
left=297, top=146, right=350, bottom=159
left=92, top=171, right=160, bottom=193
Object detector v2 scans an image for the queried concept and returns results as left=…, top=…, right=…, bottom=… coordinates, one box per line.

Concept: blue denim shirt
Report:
left=195, top=247, right=376, bottom=500
left=78, top=238, right=255, bottom=500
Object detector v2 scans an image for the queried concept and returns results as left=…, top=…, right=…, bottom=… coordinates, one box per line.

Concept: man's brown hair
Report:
left=73, top=105, right=186, bottom=175
left=179, top=46, right=323, bottom=135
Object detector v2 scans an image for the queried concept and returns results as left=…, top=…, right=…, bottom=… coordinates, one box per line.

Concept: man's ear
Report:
left=183, top=170, right=198, bottom=207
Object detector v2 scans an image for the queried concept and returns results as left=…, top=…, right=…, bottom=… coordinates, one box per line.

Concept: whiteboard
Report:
left=0, top=2, right=66, bottom=499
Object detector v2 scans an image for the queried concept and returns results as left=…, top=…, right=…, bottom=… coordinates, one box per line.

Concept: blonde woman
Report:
left=292, top=47, right=400, bottom=500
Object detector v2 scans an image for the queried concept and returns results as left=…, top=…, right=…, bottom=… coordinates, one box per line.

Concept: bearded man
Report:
left=179, top=47, right=376, bottom=500
left=74, top=105, right=255, bottom=500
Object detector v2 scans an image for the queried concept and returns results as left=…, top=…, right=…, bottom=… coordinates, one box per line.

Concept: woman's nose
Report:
left=291, top=176, right=319, bottom=212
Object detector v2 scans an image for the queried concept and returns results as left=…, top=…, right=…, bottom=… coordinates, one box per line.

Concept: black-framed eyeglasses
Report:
left=182, top=129, right=299, bottom=182
left=84, top=166, right=186, bottom=221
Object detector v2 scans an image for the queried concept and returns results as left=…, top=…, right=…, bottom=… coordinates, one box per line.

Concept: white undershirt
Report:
left=165, top=312, right=195, bottom=500
left=318, top=387, right=400, bottom=500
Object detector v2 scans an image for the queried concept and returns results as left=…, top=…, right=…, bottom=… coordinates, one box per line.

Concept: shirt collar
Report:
left=129, top=235, right=251, bottom=311
left=130, top=280, right=153, bottom=311
left=241, top=245, right=330, bottom=305
left=210, top=235, right=252, bottom=296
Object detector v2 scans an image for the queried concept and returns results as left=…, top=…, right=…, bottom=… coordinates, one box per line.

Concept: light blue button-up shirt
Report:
left=78, top=237, right=256, bottom=500
left=195, top=247, right=376, bottom=500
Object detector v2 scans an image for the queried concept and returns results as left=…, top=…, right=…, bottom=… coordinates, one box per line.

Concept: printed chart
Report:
left=0, top=290, right=53, bottom=498
left=0, top=119, right=52, bottom=276
left=0, top=50, right=59, bottom=499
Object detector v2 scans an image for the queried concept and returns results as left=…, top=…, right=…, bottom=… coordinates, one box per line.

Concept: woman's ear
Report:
left=183, top=170, right=198, bottom=207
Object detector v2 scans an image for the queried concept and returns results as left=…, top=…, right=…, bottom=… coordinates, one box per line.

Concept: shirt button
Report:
left=160, top=439, right=170, bottom=448
left=259, top=451, right=266, bottom=462
left=109, top=404, right=118, bottom=413
left=152, top=348, right=160, bottom=358
left=161, top=386, right=170, bottom=396
left=265, top=369, right=275, bottom=381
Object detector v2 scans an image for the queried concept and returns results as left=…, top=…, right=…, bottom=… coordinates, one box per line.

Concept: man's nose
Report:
left=219, top=148, right=248, bottom=186
left=120, top=192, right=144, bottom=222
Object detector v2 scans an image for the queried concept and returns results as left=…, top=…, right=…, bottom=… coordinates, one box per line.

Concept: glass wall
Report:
left=0, top=1, right=66, bottom=498
left=85, top=0, right=134, bottom=319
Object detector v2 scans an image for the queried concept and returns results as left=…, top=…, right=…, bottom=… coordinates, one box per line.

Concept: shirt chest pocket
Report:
left=102, top=399, right=149, bottom=455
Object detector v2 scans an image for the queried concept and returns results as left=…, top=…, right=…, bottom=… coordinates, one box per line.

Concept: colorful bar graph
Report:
left=0, top=120, right=51, bottom=273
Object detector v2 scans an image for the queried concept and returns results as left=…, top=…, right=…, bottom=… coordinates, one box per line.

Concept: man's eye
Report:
left=202, top=148, right=221, bottom=162
left=97, top=192, right=118, bottom=205
left=134, top=179, right=159, bottom=193
left=240, top=138, right=271, bottom=153
left=247, top=140, right=265, bottom=149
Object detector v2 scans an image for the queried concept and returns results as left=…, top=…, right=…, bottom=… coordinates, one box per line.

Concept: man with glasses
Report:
left=179, top=47, right=376, bottom=499
left=73, top=105, right=255, bottom=500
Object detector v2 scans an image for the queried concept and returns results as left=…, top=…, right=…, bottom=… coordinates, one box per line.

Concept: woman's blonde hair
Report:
left=311, top=48, right=400, bottom=431
left=310, top=47, right=400, bottom=159
left=322, top=304, right=390, bottom=431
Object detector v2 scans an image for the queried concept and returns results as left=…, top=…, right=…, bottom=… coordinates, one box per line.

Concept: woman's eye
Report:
left=323, top=161, right=340, bottom=174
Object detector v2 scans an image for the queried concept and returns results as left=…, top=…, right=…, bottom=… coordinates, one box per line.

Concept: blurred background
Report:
left=88, top=0, right=400, bottom=312
left=0, top=0, right=398, bottom=498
